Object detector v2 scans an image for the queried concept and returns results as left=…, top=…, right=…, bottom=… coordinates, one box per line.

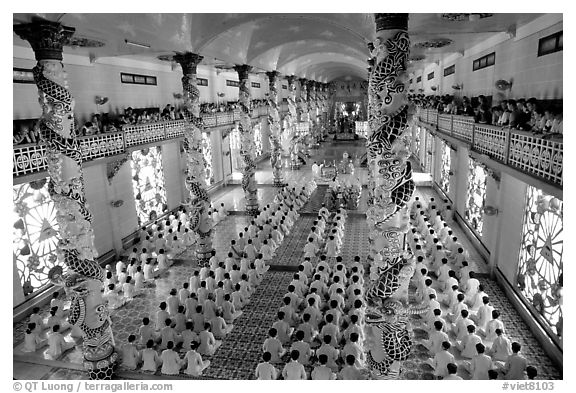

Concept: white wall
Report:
left=494, top=173, right=528, bottom=282
left=161, top=142, right=184, bottom=211
left=83, top=164, right=115, bottom=255
left=409, top=16, right=563, bottom=100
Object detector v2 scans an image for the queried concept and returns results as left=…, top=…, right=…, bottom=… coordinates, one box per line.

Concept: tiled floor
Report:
left=13, top=142, right=562, bottom=380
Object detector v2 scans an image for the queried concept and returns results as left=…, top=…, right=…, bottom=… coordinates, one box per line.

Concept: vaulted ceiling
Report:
left=13, top=13, right=545, bottom=82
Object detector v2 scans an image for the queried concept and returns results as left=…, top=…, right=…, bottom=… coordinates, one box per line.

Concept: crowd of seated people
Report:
left=408, top=196, right=541, bottom=380
left=409, top=94, right=563, bottom=136
left=14, top=98, right=278, bottom=145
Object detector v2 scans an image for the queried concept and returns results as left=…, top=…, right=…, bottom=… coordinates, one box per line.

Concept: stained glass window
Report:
left=201, top=132, right=213, bottom=186
left=130, top=146, right=167, bottom=226
left=13, top=178, right=63, bottom=296
left=254, top=122, right=263, bottom=157
left=424, top=129, right=433, bottom=173
left=517, top=186, right=563, bottom=339
left=229, top=125, right=244, bottom=175
left=440, top=141, right=451, bottom=195
left=414, top=127, right=422, bottom=158
left=414, top=125, right=421, bottom=158
left=465, top=158, right=488, bottom=234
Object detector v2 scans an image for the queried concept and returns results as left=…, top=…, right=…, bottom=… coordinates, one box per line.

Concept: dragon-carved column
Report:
left=173, top=52, right=214, bottom=265
left=320, top=83, right=329, bottom=139
left=14, top=20, right=117, bottom=379
left=266, top=71, right=285, bottom=186
left=234, top=65, right=259, bottom=216
left=363, top=13, right=420, bottom=379
left=298, top=78, right=310, bottom=156
left=306, top=80, right=317, bottom=144
left=285, top=76, right=300, bottom=169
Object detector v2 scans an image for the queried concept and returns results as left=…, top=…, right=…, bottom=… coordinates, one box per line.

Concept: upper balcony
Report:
left=416, top=107, right=563, bottom=188
left=13, top=105, right=292, bottom=180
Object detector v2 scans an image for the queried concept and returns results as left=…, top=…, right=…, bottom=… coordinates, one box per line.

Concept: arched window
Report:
left=130, top=146, right=167, bottom=226
left=201, top=132, right=213, bottom=186
left=440, top=141, right=452, bottom=195
left=13, top=178, right=63, bottom=297
left=465, top=158, right=487, bottom=234
left=517, top=186, right=563, bottom=339
left=254, top=122, right=263, bottom=157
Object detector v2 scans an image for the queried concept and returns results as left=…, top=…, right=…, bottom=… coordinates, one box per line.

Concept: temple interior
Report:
left=12, top=12, right=563, bottom=381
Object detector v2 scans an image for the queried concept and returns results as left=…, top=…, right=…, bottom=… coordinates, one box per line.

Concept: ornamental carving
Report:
left=14, top=20, right=117, bottom=379
left=365, top=14, right=417, bottom=378
left=174, top=52, right=214, bottom=264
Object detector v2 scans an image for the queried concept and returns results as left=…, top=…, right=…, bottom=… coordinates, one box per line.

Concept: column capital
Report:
left=286, top=75, right=297, bottom=85
left=374, top=13, right=409, bottom=32
left=234, top=64, right=252, bottom=80
left=173, top=52, right=203, bottom=75
left=14, top=20, right=75, bottom=61
left=266, top=70, right=280, bottom=83
left=299, top=77, right=308, bottom=87
left=306, top=80, right=316, bottom=90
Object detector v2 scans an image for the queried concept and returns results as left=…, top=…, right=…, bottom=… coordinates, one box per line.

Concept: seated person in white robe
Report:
left=22, top=323, right=47, bottom=353
left=184, top=341, right=210, bottom=377
left=140, top=340, right=161, bottom=372
left=160, top=341, right=183, bottom=375
left=121, top=335, right=141, bottom=370
left=46, top=325, right=75, bottom=359
left=198, top=322, right=222, bottom=356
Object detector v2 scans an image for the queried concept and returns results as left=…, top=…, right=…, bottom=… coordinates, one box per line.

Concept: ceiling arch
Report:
left=13, top=13, right=546, bottom=82
left=196, top=15, right=370, bottom=81
left=249, top=39, right=367, bottom=72
left=278, top=53, right=367, bottom=82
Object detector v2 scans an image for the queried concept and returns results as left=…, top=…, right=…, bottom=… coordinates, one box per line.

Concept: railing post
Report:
left=503, top=128, right=511, bottom=165
left=471, top=122, right=475, bottom=148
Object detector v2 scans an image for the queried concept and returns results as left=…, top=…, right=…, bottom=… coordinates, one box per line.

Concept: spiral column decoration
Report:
left=285, top=76, right=300, bottom=169
left=306, top=80, right=317, bottom=145
left=298, top=78, right=310, bottom=156
left=266, top=71, right=286, bottom=187
left=234, top=65, right=259, bottom=216
left=14, top=20, right=117, bottom=379
left=319, top=83, right=329, bottom=138
left=363, top=13, right=420, bottom=378
left=173, top=52, right=214, bottom=265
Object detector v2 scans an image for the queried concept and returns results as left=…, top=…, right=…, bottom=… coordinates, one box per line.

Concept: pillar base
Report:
left=273, top=178, right=287, bottom=187
left=246, top=206, right=260, bottom=216
left=195, top=251, right=212, bottom=267
left=84, top=343, right=118, bottom=380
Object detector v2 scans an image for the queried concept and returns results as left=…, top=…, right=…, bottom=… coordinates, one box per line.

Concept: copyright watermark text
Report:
left=13, top=382, right=173, bottom=393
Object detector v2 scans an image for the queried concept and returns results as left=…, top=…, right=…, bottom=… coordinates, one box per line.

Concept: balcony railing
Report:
left=417, top=108, right=563, bottom=187
left=78, top=132, right=125, bottom=161
left=13, top=143, right=49, bottom=177
left=12, top=106, right=293, bottom=178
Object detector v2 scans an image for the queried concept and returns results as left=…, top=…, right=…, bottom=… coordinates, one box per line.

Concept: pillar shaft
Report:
left=234, top=65, right=259, bottom=215
left=284, top=76, right=300, bottom=169
left=14, top=20, right=117, bottom=379
left=173, top=52, right=214, bottom=265
left=266, top=71, right=285, bottom=186
left=364, top=13, right=419, bottom=378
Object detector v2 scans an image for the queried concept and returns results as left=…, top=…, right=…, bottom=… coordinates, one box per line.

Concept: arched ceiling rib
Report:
left=197, top=15, right=370, bottom=81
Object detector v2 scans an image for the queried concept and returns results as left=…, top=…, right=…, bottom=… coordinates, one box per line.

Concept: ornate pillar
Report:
left=234, top=65, right=259, bottom=215
left=307, top=80, right=318, bottom=145
left=285, top=76, right=300, bottom=169
left=266, top=71, right=285, bottom=186
left=14, top=20, right=117, bottom=379
left=173, top=52, right=214, bottom=265
left=319, top=83, right=328, bottom=139
left=363, top=13, right=425, bottom=378
left=297, top=78, right=310, bottom=156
